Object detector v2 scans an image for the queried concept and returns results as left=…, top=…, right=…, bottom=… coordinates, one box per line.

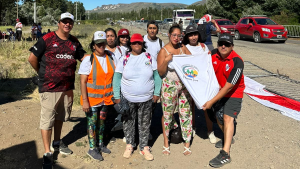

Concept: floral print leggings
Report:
left=85, top=105, right=108, bottom=149
left=161, top=77, right=193, bottom=143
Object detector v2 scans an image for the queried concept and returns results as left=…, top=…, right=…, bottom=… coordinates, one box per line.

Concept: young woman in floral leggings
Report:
left=157, top=24, right=193, bottom=156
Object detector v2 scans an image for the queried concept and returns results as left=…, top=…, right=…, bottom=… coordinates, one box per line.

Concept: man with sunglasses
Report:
left=28, top=12, right=86, bottom=168
left=202, top=33, right=245, bottom=168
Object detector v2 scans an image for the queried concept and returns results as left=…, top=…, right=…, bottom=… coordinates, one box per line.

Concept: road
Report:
left=211, top=36, right=300, bottom=59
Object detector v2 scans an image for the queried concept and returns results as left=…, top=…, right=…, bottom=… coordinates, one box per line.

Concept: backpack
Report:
left=123, top=52, right=152, bottom=67
left=197, top=23, right=208, bottom=43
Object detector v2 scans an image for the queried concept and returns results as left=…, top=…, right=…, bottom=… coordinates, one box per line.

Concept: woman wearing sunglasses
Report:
left=78, top=31, right=115, bottom=161
left=182, top=25, right=217, bottom=144
left=157, top=24, right=193, bottom=156
left=113, top=33, right=162, bottom=161
left=116, top=28, right=130, bottom=52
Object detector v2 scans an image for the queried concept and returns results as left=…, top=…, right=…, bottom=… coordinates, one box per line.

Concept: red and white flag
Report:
left=244, top=76, right=300, bottom=121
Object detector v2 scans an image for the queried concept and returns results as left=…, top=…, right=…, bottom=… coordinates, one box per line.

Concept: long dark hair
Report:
left=182, top=31, right=201, bottom=45
left=105, top=28, right=117, bottom=46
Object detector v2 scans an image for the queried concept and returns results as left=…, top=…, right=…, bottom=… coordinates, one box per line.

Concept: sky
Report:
left=71, top=0, right=201, bottom=10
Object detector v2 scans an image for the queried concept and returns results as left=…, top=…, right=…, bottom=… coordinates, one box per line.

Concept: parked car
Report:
left=214, top=19, right=235, bottom=36
left=189, top=18, right=200, bottom=28
left=234, top=15, right=288, bottom=43
left=162, top=18, right=173, bottom=29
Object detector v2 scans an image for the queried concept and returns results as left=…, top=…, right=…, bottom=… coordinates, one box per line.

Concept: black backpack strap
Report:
left=159, top=38, right=162, bottom=48
left=90, top=53, right=94, bottom=65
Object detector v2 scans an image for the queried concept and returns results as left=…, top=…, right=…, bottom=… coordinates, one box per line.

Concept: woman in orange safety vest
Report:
left=78, top=31, right=115, bottom=161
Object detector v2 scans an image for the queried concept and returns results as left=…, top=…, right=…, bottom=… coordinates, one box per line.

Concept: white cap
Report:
left=93, top=31, right=106, bottom=44
left=60, top=12, right=74, bottom=21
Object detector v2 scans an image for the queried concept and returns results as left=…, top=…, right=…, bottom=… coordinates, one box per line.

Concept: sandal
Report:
left=162, top=146, right=170, bottom=155
left=123, top=144, right=133, bottom=159
left=140, top=146, right=154, bottom=161
left=183, top=146, right=192, bottom=156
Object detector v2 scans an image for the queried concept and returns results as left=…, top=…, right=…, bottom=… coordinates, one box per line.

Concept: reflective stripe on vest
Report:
left=87, top=91, right=114, bottom=98
left=87, top=54, right=115, bottom=91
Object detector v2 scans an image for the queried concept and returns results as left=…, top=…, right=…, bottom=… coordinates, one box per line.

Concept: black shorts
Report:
left=207, top=97, right=242, bottom=124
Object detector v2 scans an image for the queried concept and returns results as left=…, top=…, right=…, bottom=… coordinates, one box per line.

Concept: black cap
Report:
left=218, top=33, right=234, bottom=44
left=185, top=25, right=198, bottom=34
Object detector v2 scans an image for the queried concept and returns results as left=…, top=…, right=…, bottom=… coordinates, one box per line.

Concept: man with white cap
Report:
left=28, top=12, right=86, bottom=168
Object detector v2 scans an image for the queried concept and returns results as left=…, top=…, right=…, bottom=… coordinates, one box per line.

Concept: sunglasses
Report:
left=119, top=35, right=129, bottom=39
left=218, top=41, right=232, bottom=47
left=131, top=41, right=143, bottom=45
left=60, top=19, right=74, bottom=25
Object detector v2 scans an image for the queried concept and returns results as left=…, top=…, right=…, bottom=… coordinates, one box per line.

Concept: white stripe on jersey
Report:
left=231, top=68, right=242, bottom=85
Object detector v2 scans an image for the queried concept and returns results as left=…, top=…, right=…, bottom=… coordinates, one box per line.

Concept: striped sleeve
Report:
left=227, top=57, right=244, bottom=85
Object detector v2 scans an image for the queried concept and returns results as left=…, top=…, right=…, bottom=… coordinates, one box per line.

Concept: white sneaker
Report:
left=208, top=131, right=217, bottom=144
left=192, top=128, right=196, bottom=138
left=123, top=137, right=126, bottom=143
left=148, top=133, right=153, bottom=140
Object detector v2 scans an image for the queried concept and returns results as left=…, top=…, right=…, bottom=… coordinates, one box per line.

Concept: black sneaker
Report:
left=42, top=152, right=53, bottom=169
left=51, top=140, right=73, bottom=155
left=209, top=150, right=231, bottom=168
left=87, top=149, right=104, bottom=161
left=99, top=144, right=111, bottom=154
left=215, top=138, right=235, bottom=148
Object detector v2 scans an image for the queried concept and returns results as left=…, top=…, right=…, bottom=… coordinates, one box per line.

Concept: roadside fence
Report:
left=283, top=25, right=300, bottom=38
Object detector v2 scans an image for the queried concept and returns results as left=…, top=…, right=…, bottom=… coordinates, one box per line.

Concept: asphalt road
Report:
left=211, top=36, right=300, bottom=59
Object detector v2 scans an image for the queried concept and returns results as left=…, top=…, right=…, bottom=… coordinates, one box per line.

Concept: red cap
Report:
left=16, top=18, right=19, bottom=21
left=118, top=28, right=129, bottom=36
left=130, top=33, right=144, bottom=42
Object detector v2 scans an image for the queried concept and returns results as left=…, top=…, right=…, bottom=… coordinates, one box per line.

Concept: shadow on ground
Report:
left=0, top=141, right=65, bottom=169
left=0, top=77, right=37, bottom=105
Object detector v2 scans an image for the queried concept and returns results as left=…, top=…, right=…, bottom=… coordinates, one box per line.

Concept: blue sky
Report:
left=71, top=0, right=201, bottom=10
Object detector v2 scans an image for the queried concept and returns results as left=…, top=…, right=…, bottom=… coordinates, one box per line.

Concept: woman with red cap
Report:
left=113, top=33, right=162, bottom=161
left=116, top=28, right=130, bottom=52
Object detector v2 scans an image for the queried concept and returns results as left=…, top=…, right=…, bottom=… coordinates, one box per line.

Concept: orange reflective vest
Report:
left=80, top=53, right=115, bottom=107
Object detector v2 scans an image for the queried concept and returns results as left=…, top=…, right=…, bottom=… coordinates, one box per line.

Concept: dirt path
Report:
left=0, top=25, right=299, bottom=169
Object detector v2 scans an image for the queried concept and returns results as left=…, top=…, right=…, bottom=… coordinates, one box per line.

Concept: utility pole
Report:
left=17, top=0, right=19, bottom=19
left=75, top=2, right=78, bottom=21
left=34, top=0, right=36, bottom=23
left=147, top=8, right=148, bottom=18
left=161, top=8, right=162, bottom=21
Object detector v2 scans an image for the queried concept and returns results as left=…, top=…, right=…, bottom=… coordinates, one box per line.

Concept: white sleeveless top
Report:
left=163, top=47, right=184, bottom=81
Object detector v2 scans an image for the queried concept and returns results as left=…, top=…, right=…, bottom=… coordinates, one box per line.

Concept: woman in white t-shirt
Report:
left=157, top=24, right=193, bottom=156
left=182, top=25, right=217, bottom=144
left=113, top=33, right=162, bottom=161
left=116, top=28, right=130, bottom=52
left=78, top=31, right=115, bottom=161
left=105, top=28, right=125, bottom=67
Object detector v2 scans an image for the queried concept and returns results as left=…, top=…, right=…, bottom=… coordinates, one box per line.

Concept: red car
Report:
left=214, top=19, right=235, bottom=36
left=234, top=15, right=288, bottom=43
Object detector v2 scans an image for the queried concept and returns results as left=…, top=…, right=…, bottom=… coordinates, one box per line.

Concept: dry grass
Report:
left=0, top=24, right=121, bottom=105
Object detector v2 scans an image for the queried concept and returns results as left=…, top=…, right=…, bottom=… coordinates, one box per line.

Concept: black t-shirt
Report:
left=29, top=31, right=86, bottom=93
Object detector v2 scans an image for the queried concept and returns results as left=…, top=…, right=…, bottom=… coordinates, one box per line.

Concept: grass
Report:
left=0, top=24, right=121, bottom=105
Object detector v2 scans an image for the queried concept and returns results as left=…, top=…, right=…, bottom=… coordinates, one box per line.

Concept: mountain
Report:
left=191, top=0, right=207, bottom=6
left=90, top=2, right=188, bottom=13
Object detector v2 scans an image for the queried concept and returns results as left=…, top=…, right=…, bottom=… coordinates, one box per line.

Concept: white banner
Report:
left=169, top=54, right=220, bottom=109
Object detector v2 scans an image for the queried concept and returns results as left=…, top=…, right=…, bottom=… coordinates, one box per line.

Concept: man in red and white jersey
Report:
left=203, top=33, right=245, bottom=168
left=15, top=18, right=22, bottom=41
left=28, top=12, right=86, bottom=168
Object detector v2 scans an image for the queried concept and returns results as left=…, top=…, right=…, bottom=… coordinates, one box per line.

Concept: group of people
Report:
left=31, top=23, right=43, bottom=40
left=28, top=12, right=244, bottom=169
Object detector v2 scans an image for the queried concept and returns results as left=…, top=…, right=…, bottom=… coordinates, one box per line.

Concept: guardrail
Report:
left=283, top=25, right=300, bottom=38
